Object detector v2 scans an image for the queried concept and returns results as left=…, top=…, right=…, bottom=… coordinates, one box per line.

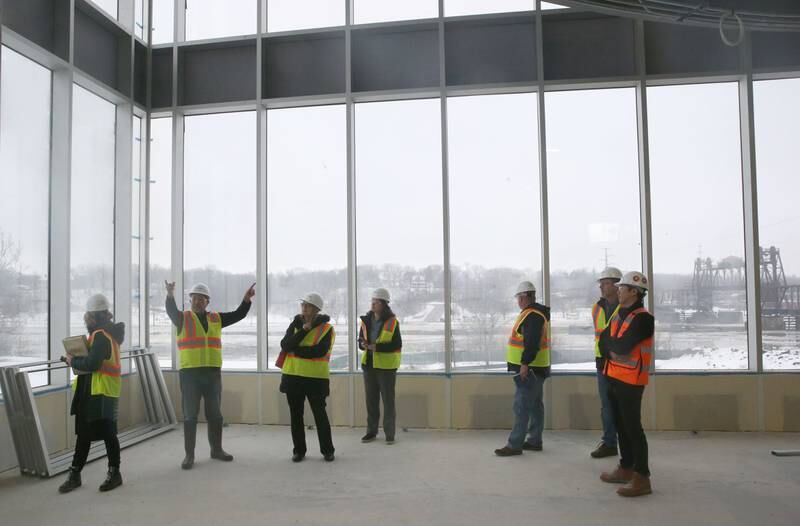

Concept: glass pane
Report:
left=754, top=78, right=800, bottom=370
left=90, top=0, right=118, bottom=19
left=354, top=0, right=438, bottom=24
left=448, top=93, right=541, bottom=371
left=135, top=0, right=145, bottom=39
left=184, top=112, right=257, bottom=369
left=71, top=85, right=116, bottom=339
left=546, top=88, right=641, bottom=371
left=355, top=99, right=444, bottom=371
left=541, top=2, right=568, bottom=9
left=0, top=47, right=51, bottom=388
left=185, top=0, right=257, bottom=41
left=149, top=117, right=173, bottom=367
left=152, top=0, right=175, bottom=44
left=131, top=116, right=142, bottom=348
left=649, top=83, right=747, bottom=370
left=268, top=0, right=345, bottom=32
left=445, top=0, right=533, bottom=17
left=267, top=106, right=347, bottom=370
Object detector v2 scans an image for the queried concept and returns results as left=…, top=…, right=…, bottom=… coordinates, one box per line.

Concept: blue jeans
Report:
left=597, top=370, right=617, bottom=447
left=507, top=372, right=545, bottom=449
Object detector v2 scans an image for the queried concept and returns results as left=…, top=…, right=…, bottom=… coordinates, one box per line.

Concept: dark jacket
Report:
left=165, top=295, right=251, bottom=332
left=358, top=309, right=402, bottom=370
left=279, top=314, right=333, bottom=397
left=70, top=322, right=126, bottom=425
left=598, top=300, right=654, bottom=360
left=507, top=302, right=551, bottom=378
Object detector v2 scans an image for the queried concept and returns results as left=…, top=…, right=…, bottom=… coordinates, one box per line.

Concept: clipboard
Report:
left=62, top=335, right=91, bottom=375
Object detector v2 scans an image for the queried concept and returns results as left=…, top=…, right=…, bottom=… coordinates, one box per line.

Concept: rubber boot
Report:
left=209, top=420, right=233, bottom=461
left=99, top=467, right=123, bottom=492
left=58, top=467, right=82, bottom=494
left=182, top=420, right=197, bottom=470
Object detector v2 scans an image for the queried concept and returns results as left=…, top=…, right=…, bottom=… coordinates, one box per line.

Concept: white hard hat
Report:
left=597, top=267, right=623, bottom=282
left=189, top=283, right=211, bottom=298
left=618, top=271, right=649, bottom=291
left=299, top=292, right=324, bottom=311
left=371, top=288, right=391, bottom=303
left=86, top=293, right=111, bottom=313
left=514, top=281, right=536, bottom=296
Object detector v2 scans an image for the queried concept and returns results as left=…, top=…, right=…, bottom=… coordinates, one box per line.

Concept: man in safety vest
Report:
left=598, top=271, right=655, bottom=497
left=495, top=281, right=551, bottom=456
left=165, top=280, right=255, bottom=470
left=590, top=267, right=623, bottom=459
left=59, top=294, right=125, bottom=493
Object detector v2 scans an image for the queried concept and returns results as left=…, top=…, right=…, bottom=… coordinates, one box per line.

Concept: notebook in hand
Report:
left=62, top=336, right=91, bottom=375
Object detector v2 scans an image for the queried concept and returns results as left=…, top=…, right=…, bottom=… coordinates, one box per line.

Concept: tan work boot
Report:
left=600, top=465, right=634, bottom=484
left=617, top=473, right=652, bottom=497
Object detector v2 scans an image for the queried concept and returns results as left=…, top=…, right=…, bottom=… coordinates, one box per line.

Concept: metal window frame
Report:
left=3, top=0, right=800, bottom=385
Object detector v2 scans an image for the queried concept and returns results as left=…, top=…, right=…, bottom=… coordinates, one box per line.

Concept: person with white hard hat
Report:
left=164, top=280, right=256, bottom=470
left=495, top=281, right=551, bottom=457
left=358, top=288, right=402, bottom=444
left=598, top=271, right=655, bottom=497
left=59, top=294, right=125, bottom=493
left=278, top=292, right=336, bottom=462
left=590, top=267, right=623, bottom=459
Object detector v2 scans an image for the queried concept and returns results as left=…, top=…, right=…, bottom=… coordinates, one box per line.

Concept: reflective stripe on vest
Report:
left=592, top=302, right=620, bottom=358
left=505, top=308, right=551, bottom=367
left=177, top=311, right=223, bottom=369
left=603, top=307, right=654, bottom=386
left=281, top=323, right=335, bottom=379
left=359, top=317, right=402, bottom=370
left=89, top=329, right=121, bottom=398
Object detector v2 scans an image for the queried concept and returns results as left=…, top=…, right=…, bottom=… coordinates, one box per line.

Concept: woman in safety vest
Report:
left=279, top=292, right=336, bottom=462
left=358, top=288, right=402, bottom=444
left=59, top=294, right=125, bottom=494
left=598, top=271, right=655, bottom=497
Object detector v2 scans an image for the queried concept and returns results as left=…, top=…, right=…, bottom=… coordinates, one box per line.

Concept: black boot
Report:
left=58, top=467, right=82, bottom=494
left=99, top=467, right=122, bottom=492
left=182, top=420, right=197, bottom=470
left=209, top=420, right=233, bottom=461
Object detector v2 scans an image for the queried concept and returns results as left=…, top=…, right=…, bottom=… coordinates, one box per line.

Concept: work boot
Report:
left=591, top=442, right=618, bottom=459
left=494, top=446, right=523, bottom=457
left=361, top=433, right=377, bottom=443
left=209, top=420, right=233, bottom=461
left=600, top=465, right=634, bottom=484
left=58, top=467, right=82, bottom=494
left=182, top=421, right=197, bottom=470
left=522, top=441, right=543, bottom=451
left=99, top=467, right=123, bottom=492
left=617, top=473, right=652, bottom=497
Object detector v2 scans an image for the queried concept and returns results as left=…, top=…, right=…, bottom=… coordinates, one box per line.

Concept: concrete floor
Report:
left=0, top=426, right=799, bottom=526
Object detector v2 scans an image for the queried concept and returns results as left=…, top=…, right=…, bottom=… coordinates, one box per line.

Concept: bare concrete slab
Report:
left=0, top=426, right=798, bottom=526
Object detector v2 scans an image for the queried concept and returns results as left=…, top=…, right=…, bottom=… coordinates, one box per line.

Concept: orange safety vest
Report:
left=603, top=307, right=653, bottom=386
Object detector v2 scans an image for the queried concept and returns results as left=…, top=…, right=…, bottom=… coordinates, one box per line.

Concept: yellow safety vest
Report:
left=592, top=302, right=620, bottom=358
left=506, top=307, right=551, bottom=367
left=72, top=329, right=121, bottom=398
left=359, top=317, right=402, bottom=370
left=281, top=323, right=335, bottom=379
left=177, top=311, right=223, bottom=369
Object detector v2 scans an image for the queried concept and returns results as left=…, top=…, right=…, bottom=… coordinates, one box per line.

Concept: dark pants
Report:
left=72, top=424, right=120, bottom=470
left=363, top=367, right=397, bottom=440
left=286, top=391, right=334, bottom=456
left=607, top=377, right=649, bottom=476
left=180, top=368, right=223, bottom=425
